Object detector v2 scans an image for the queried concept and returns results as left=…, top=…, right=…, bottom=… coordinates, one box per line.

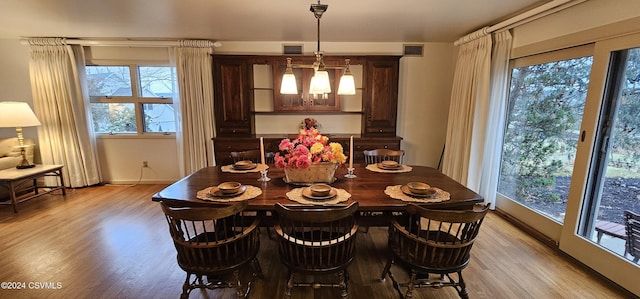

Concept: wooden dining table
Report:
left=152, top=163, right=483, bottom=226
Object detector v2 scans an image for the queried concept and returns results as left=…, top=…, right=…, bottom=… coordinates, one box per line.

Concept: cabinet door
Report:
left=213, top=56, right=252, bottom=135
left=363, top=57, right=400, bottom=136
left=272, top=57, right=341, bottom=112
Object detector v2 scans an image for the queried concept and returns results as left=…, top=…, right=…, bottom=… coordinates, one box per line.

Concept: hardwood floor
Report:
left=0, top=184, right=635, bottom=299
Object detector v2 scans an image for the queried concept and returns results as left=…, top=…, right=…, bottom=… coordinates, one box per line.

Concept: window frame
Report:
left=495, top=44, right=595, bottom=240
left=87, top=63, right=176, bottom=136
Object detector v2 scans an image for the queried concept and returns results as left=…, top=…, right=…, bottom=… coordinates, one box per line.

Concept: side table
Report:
left=0, top=164, right=66, bottom=213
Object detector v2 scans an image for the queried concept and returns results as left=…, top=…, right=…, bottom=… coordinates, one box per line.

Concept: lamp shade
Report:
left=337, top=74, right=356, bottom=95
left=309, top=70, right=331, bottom=95
left=280, top=73, right=298, bottom=94
left=0, top=101, right=41, bottom=127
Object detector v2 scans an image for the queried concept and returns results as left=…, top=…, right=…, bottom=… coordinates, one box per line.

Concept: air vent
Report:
left=403, top=44, right=424, bottom=56
left=283, top=44, right=303, bottom=55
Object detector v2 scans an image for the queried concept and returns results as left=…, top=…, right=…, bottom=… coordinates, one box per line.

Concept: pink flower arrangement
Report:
left=274, top=127, right=347, bottom=169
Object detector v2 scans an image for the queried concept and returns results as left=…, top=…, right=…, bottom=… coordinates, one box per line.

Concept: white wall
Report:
left=96, top=136, right=179, bottom=184
left=397, top=44, right=456, bottom=167
left=0, top=39, right=37, bottom=141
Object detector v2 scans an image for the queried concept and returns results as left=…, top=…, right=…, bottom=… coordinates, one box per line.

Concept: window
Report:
left=86, top=65, right=177, bottom=135
left=497, top=49, right=593, bottom=223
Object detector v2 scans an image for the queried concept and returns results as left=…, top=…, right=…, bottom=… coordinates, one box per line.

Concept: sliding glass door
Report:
left=559, top=33, right=640, bottom=295
left=497, top=34, right=640, bottom=294
left=579, top=47, right=640, bottom=258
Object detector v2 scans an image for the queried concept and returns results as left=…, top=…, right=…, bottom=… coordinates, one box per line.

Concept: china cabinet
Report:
left=211, top=55, right=402, bottom=163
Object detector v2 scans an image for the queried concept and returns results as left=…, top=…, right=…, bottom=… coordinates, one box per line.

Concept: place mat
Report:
left=384, top=185, right=450, bottom=203
left=197, top=185, right=263, bottom=202
left=286, top=187, right=351, bottom=205
left=221, top=164, right=269, bottom=173
left=366, top=164, right=413, bottom=173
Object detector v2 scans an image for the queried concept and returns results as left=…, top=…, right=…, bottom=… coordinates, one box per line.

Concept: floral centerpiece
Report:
left=275, top=118, right=346, bottom=183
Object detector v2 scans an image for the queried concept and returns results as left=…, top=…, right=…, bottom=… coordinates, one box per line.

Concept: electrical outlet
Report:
left=142, top=161, right=148, bottom=168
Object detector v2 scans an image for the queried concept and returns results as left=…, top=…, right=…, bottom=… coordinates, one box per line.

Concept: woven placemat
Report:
left=221, top=164, right=269, bottom=173
left=366, top=164, right=412, bottom=173
left=286, top=187, right=351, bottom=205
left=196, top=185, right=263, bottom=202
left=384, top=185, right=450, bottom=203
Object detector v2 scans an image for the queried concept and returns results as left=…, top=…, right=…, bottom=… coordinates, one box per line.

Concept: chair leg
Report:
left=233, top=269, right=244, bottom=299
left=284, top=272, right=294, bottom=299
left=252, top=257, right=264, bottom=279
left=405, top=270, right=417, bottom=299
left=380, top=257, right=393, bottom=281
left=338, top=270, right=349, bottom=299
left=456, top=271, right=469, bottom=299
left=181, top=273, right=192, bottom=299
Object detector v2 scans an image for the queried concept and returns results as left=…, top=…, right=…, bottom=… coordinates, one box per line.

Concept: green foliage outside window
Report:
left=499, top=57, right=593, bottom=204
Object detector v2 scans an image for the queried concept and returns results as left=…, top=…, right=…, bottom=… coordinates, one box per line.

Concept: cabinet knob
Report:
left=384, top=145, right=388, bottom=149
left=379, top=129, right=383, bottom=133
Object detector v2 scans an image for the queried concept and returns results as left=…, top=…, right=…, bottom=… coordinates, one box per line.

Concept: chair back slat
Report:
left=231, top=149, right=275, bottom=164
left=161, top=200, right=261, bottom=272
left=625, top=210, right=640, bottom=261
left=274, top=202, right=359, bottom=273
left=390, top=204, right=489, bottom=272
left=363, top=149, right=405, bottom=164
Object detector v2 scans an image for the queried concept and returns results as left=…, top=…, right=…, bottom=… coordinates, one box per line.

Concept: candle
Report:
left=260, top=137, right=266, bottom=166
left=349, top=135, right=354, bottom=169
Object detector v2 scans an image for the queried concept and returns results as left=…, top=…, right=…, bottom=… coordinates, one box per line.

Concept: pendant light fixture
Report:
left=280, top=1, right=356, bottom=96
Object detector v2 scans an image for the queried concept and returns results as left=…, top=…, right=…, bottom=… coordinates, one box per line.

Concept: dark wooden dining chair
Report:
left=160, top=200, right=263, bottom=299
left=230, top=149, right=275, bottom=164
left=381, top=203, right=489, bottom=299
left=624, top=210, right=640, bottom=263
left=363, top=148, right=405, bottom=164
left=273, top=202, right=359, bottom=299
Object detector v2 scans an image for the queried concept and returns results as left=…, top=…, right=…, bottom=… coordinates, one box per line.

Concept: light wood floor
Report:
left=0, top=184, right=635, bottom=299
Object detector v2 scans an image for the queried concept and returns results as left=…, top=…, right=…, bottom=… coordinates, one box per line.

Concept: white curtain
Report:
left=442, top=28, right=492, bottom=191
left=28, top=38, right=101, bottom=187
left=174, top=40, right=216, bottom=176
left=478, top=30, right=513, bottom=208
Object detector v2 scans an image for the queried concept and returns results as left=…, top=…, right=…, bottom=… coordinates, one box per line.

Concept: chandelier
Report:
left=280, top=1, right=356, bottom=96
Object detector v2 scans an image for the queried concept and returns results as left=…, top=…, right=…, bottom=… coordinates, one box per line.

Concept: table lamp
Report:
left=0, top=101, right=41, bottom=169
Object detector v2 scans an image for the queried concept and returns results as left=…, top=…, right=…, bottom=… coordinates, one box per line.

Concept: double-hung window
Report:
left=86, top=65, right=177, bottom=135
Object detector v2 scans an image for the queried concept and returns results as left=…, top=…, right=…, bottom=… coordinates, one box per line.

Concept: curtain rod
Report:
left=454, top=0, right=587, bottom=46
left=20, top=39, right=222, bottom=48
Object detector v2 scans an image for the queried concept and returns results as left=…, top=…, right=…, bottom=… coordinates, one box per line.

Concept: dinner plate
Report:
left=377, top=162, right=403, bottom=170
left=208, top=185, right=247, bottom=197
left=400, top=185, right=436, bottom=198
left=302, top=187, right=338, bottom=201
left=233, top=162, right=257, bottom=170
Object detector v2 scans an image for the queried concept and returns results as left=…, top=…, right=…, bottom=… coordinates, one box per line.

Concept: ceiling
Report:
left=0, top=0, right=547, bottom=43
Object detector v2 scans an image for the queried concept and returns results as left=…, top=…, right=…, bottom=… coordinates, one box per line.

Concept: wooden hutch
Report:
left=212, top=55, right=402, bottom=166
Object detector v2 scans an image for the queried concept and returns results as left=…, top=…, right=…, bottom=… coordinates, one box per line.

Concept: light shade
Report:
left=0, top=101, right=41, bottom=128
left=337, top=74, right=356, bottom=95
left=309, top=70, right=331, bottom=95
left=280, top=73, right=298, bottom=94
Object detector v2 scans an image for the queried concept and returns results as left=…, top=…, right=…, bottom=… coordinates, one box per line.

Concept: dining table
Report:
left=151, top=163, right=484, bottom=226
